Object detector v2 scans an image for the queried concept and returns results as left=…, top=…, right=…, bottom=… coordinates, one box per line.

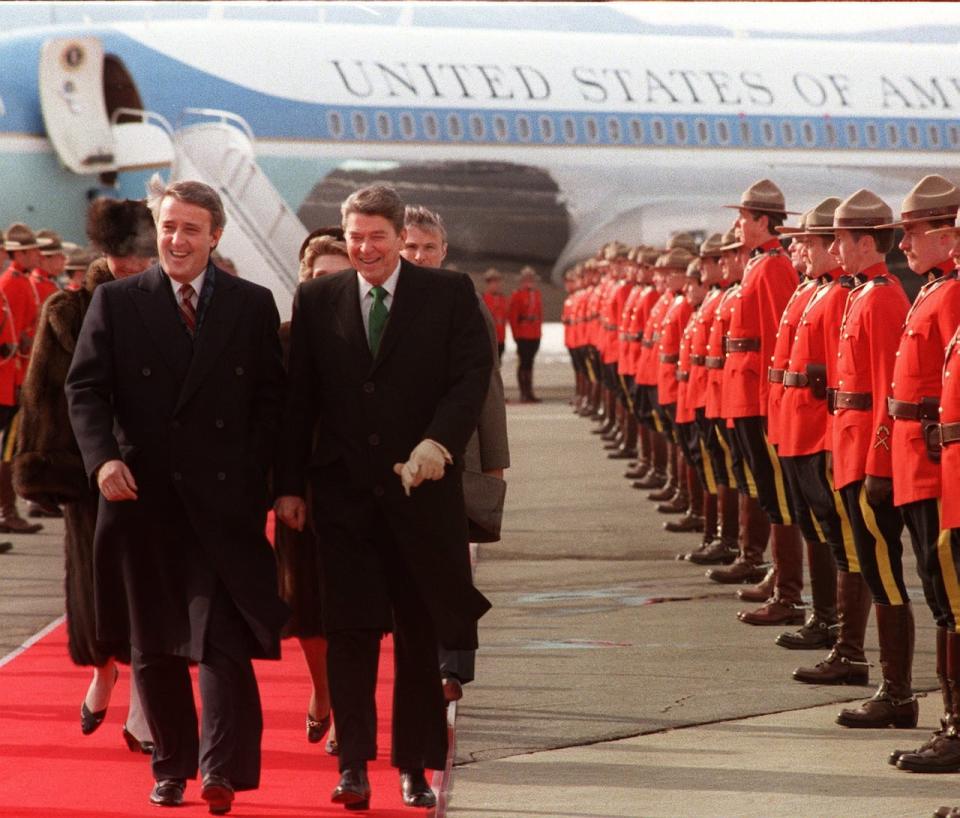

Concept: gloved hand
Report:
left=864, top=475, right=893, bottom=507
left=393, top=439, right=452, bottom=496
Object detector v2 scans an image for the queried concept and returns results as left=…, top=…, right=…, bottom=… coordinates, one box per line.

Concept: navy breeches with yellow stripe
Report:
left=902, top=499, right=960, bottom=629
left=732, top=416, right=792, bottom=524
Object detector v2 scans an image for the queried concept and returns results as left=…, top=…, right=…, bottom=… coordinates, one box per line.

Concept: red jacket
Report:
left=941, top=326, right=960, bottom=529
left=720, top=240, right=798, bottom=419
left=635, top=290, right=673, bottom=388
left=0, top=262, right=40, bottom=389
left=0, top=291, right=19, bottom=407
left=690, top=287, right=724, bottom=414
left=767, top=279, right=819, bottom=447
left=832, top=263, right=910, bottom=490
left=508, top=286, right=542, bottom=341
left=707, top=285, right=739, bottom=420
left=890, top=268, right=960, bottom=506
left=657, top=293, right=692, bottom=406
left=778, top=269, right=848, bottom=457
left=602, top=280, right=633, bottom=364
left=675, top=308, right=700, bottom=424
left=483, top=291, right=509, bottom=344
left=30, top=270, right=59, bottom=308
left=616, top=285, right=645, bottom=376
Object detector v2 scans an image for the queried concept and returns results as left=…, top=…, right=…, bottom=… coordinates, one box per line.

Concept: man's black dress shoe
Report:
left=331, top=765, right=370, bottom=811
left=149, top=778, right=186, bottom=807
left=122, top=724, right=155, bottom=754
left=201, top=774, right=234, bottom=815
left=399, top=769, right=436, bottom=808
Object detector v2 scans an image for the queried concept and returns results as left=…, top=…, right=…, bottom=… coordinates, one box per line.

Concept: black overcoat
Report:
left=276, top=259, right=493, bottom=649
left=65, top=264, right=288, bottom=661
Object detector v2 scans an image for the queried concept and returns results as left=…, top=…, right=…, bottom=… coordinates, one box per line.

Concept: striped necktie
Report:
left=179, top=283, right=197, bottom=336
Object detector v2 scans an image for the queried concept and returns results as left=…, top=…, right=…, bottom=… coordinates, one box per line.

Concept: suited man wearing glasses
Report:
left=276, top=184, right=492, bottom=810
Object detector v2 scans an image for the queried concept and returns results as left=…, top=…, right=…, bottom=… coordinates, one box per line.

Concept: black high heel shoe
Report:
left=80, top=666, right=119, bottom=735
left=306, top=711, right=331, bottom=744
left=122, top=724, right=155, bottom=754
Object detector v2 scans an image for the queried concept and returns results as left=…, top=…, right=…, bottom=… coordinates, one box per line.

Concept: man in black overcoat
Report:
left=275, top=184, right=492, bottom=810
left=65, top=178, right=288, bottom=814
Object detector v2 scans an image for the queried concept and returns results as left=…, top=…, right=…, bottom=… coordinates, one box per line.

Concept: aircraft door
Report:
left=39, top=37, right=116, bottom=173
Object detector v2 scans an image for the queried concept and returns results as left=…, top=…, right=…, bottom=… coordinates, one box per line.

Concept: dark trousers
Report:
left=937, top=529, right=960, bottom=631
left=516, top=338, right=540, bottom=371
left=714, top=419, right=750, bottom=495
left=732, top=416, right=792, bottom=524
left=326, top=513, right=447, bottom=772
left=696, top=410, right=728, bottom=491
left=903, top=499, right=954, bottom=627
left=781, top=452, right=858, bottom=572
left=839, top=480, right=907, bottom=606
left=133, top=585, right=263, bottom=790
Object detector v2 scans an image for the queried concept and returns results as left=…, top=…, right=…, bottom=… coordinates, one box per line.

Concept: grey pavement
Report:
left=451, top=359, right=958, bottom=818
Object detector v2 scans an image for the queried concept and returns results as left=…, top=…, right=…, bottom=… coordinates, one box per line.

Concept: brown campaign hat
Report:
left=519, top=265, right=537, bottom=279
left=638, top=246, right=662, bottom=266
left=666, top=232, right=698, bottom=254
left=876, top=174, right=960, bottom=229
left=813, top=189, right=893, bottom=231
left=64, top=245, right=101, bottom=271
left=483, top=267, right=502, bottom=281
left=655, top=247, right=695, bottom=271
left=699, top=233, right=725, bottom=258
left=604, top=241, right=630, bottom=260
left=685, top=257, right=702, bottom=280
left=782, top=197, right=843, bottom=238
left=4, top=222, right=39, bottom=252
left=723, top=179, right=799, bottom=215
left=36, top=229, right=77, bottom=256
left=719, top=228, right=742, bottom=251
left=924, top=211, right=960, bottom=237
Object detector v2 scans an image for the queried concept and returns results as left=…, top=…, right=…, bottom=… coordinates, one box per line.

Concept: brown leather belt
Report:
left=724, top=337, right=761, bottom=353
left=768, top=367, right=785, bottom=384
left=659, top=353, right=680, bottom=364
left=651, top=332, right=661, bottom=342
left=641, top=340, right=655, bottom=349
left=783, top=371, right=809, bottom=387
left=676, top=370, right=690, bottom=382
left=690, top=354, right=706, bottom=366
left=943, top=423, right=960, bottom=445
left=886, top=396, right=940, bottom=421
left=835, top=391, right=872, bottom=411
left=705, top=356, right=725, bottom=370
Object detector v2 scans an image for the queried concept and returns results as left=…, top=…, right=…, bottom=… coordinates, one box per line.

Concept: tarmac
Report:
left=2, top=351, right=959, bottom=818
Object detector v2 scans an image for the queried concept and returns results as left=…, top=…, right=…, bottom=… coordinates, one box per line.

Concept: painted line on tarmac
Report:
left=0, top=614, right=65, bottom=669
left=507, top=413, right=576, bottom=421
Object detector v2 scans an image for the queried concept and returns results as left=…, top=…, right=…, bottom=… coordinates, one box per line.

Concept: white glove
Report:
left=393, top=439, right=452, bottom=496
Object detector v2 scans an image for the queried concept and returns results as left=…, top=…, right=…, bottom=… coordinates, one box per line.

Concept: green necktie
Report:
left=367, top=285, right=389, bottom=355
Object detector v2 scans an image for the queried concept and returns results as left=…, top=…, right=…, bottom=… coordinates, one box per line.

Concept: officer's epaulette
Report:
left=839, top=275, right=857, bottom=289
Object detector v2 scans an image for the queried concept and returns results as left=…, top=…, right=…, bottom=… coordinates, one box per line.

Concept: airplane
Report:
left=1, top=3, right=958, bottom=317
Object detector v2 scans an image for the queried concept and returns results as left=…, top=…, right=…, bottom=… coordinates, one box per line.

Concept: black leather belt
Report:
left=659, top=353, right=680, bottom=364
left=705, top=356, right=725, bottom=370
left=783, top=371, right=809, bottom=387
left=768, top=367, right=785, bottom=384
left=835, top=391, right=872, bottom=411
left=724, top=337, right=761, bottom=353
left=676, top=370, right=690, bottom=382
left=690, top=354, right=706, bottom=366
left=886, top=396, right=940, bottom=421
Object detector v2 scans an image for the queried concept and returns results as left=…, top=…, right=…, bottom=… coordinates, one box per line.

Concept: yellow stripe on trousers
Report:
left=825, top=460, right=859, bottom=572
left=935, top=505, right=960, bottom=633
left=858, top=484, right=902, bottom=606
left=765, top=437, right=792, bottom=525
left=2, top=410, right=19, bottom=463
left=699, top=437, right=718, bottom=494
left=716, top=427, right=739, bottom=493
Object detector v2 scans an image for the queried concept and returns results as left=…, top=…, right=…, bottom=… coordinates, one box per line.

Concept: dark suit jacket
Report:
left=277, top=258, right=493, bottom=648
left=65, top=263, right=288, bottom=661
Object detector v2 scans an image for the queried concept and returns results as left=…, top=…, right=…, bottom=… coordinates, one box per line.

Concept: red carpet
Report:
left=0, top=623, right=426, bottom=817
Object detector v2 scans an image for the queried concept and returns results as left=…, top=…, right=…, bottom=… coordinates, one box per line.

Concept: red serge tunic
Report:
left=0, top=292, right=19, bottom=407
left=483, top=291, right=509, bottom=344
left=767, top=279, right=819, bottom=447
left=720, top=240, right=798, bottom=419
left=778, top=269, right=848, bottom=457
left=941, top=327, right=960, bottom=529
left=890, top=268, right=960, bottom=507
left=616, top=284, right=645, bottom=377
left=30, top=270, right=59, bottom=308
left=832, top=264, right=910, bottom=490
left=0, top=262, right=40, bottom=388
left=603, top=280, right=634, bottom=365
left=706, top=284, right=739, bottom=421
left=508, top=286, right=543, bottom=341
left=635, top=290, right=674, bottom=388
left=675, top=307, right=700, bottom=424
left=657, top=293, right=693, bottom=407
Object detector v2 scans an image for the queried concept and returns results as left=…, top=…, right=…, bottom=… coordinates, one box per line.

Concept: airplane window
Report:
left=517, top=115, right=532, bottom=141
left=928, top=123, right=941, bottom=148
left=327, top=111, right=344, bottom=139
left=585, top=117, right=599, bottom=143
left=949, top=125, right=960, bottom=147
left=906, top=123, right=920, bottom=147
left=563, top=117, right=577, bottom=143
left=739, top=119, right=752, bottom=145
left=423, top=113, right=439, bottom=140
left=651, top=118, right=666, bottom=144
left=761, top=120, right=776, bottom=146
left=824, top=121, right=838, bottom=146
left=781, top=121, right=796, bottom=146
left=539, top=116, right=555, bottom=142
left=447, top=113, right=463, bottom=140
left=715, top=119, right=731, bottom=145
left=629, top=119, right=644, bottom=143
left=865, top=122, right=879, bottom=147
left=885, top=122, right=900, bottom=147
left=846, top=122, right=859, bottom=146
left=470, top=114, right=486, bottom=139
left=376, top=113, right=392, bottom=139
left=801, top=121, right=816, bottom=146
left=400, top=113, right=415, bottom=139
left=673, top=119, right=688, bottom=145
left=695, top=119, right=709, bottom=145
left=351, top=111, right=368, bottom=139
left=607, top=117, right=621, bottom=143
left=493, top=115, right=509, bottom=141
